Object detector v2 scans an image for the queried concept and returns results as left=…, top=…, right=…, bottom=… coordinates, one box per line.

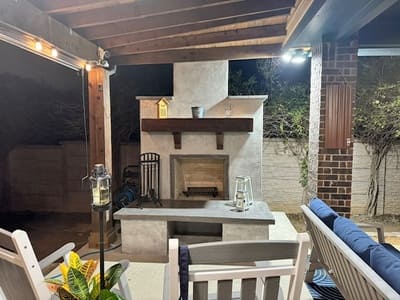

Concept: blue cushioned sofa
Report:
left=302, top=198, right=400, bottom=300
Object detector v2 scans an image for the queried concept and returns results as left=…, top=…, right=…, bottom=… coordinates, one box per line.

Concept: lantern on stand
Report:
left=90, top=164, right=111, bottom=289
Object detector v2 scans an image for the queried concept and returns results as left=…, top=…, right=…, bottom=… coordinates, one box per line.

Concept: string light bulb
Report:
left=51, top=48, right=58, bottom=58
left=35, top=41, right=42, bottom=51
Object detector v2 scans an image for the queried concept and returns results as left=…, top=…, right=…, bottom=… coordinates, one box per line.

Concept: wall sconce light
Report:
left=281, top=48, right=310, bottom=64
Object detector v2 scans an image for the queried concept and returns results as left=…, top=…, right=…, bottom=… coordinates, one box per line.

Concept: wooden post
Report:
left=88, top=67, right=116, bottom=248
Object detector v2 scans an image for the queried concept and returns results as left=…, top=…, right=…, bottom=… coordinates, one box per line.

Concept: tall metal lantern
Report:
left=90, top=164, right=111, bottom=289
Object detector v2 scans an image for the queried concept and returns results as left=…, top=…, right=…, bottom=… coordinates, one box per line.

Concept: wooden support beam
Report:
left=0, top=0, right=98, bottom=60
left=59, top=0, right=241, bottom=29
left=87, top=67, right=115, bottom=248
left=111, top=44, right=281, bottom=65
left=111, top=24, right=286, bottom=55
left=35, top=0, right=139, bottom=15
left=97, top=13, right=289, bottom=49
left=79, top=0, right=295, bottom=39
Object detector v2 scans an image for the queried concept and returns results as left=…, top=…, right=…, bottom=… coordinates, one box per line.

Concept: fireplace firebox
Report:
left=170, top=155, right=229, bottom=200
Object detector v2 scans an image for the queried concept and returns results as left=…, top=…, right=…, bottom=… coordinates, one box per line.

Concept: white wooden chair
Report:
left=0, top=228, right=132, bottom=300
left=164, top=233, right=310, bottom=300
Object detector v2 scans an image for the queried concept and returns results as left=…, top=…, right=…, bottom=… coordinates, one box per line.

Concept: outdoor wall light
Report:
left=281, top=48, right=310, bottom=64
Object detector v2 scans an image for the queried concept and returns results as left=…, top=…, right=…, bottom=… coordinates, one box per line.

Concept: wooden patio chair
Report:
left=164, top=233, right=310, bottom=300
left=0, top=228, right=132, bottom=300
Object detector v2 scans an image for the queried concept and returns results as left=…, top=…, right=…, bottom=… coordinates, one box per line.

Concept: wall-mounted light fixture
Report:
left=281, top=48, right=310, bottom=64
left=84, top=58, right=110, bottom=72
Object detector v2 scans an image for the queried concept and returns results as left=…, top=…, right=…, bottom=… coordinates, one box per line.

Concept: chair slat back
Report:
left=0, top=228, right=52, bottom=300
left=0, top=259, right=37, bottom=299
left=167, top=233, right=310, bottom=300
left=301, top=205, right=398, bottom=300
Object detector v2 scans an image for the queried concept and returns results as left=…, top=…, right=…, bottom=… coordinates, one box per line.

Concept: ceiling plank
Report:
left=33, top=0, right=138, bottom=15
left=110, top=24, right=286, bottom=55
left=59, top=0, right=242, bottom=29
left=78, top=0, right=295, bottom=40
left=111, top=44, right=281, bottom=65
left=0, top=0, right=98, bottom=60
left=97, top=13, right=289, bottom=49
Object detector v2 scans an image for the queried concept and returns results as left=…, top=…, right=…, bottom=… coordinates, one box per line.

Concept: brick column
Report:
left=308, top=37, right=358, bottom=217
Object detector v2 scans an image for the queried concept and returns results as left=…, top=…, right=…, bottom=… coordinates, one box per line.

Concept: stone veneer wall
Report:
left=309, top=38, right=358, bottom=217
left=139, top=61, right=265, bottom=201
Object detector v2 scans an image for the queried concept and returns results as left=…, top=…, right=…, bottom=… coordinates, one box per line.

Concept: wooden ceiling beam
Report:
left=78, top=0, right=295, bottom=40
left=111, top=44, right=282, bottom=65
left=59, top=0, right=242, bottom=29
left=33, top=0, right=138, bottom=15
left=96, top=13, right=289, bottom=49
left=111, top=44, right=281, bottom=65
left=110, top=24, right=286, bottom=55
left=0, top=0, right=98, bottom=60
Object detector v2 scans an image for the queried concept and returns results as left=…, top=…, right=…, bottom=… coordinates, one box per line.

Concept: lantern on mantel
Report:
left=90, top=164, right=111, bottom=207
left=157, top=97, right=169, bottom=119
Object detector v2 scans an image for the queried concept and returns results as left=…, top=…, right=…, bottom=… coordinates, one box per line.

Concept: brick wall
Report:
left=311, top=38, right=358, bottom=217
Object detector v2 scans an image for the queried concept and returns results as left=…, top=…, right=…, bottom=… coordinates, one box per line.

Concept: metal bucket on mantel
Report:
left=191, top=106, right=205, bottom=118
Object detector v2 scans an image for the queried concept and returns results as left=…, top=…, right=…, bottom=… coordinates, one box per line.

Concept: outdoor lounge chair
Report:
left=164, top=233, right=310, bottom=300
left=0, top=228, right=132, bottom=300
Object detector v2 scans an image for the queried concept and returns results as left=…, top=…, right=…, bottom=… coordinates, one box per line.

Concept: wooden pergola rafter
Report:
left=28, top=0, right=297, bottom=65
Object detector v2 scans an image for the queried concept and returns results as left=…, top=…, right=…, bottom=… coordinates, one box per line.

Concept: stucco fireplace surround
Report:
left=137, top=60, right=267, bottom=201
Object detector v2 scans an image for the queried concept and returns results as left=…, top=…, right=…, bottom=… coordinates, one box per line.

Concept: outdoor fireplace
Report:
left=137, top=60, right=265, bottom=202
left=170, top=155, right=229, bottom=200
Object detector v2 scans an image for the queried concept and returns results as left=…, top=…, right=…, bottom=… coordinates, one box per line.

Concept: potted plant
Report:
left=45, top=251, right=125, bottom=300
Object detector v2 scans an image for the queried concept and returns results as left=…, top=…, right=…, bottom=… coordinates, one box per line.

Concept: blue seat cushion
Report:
left=333, top=216, right=378, bottom=264
left=309, top=198, right=339, bottom=229
left=381, top=243, right=400, bottom=259
left=370, top=245, right=400, bottom=293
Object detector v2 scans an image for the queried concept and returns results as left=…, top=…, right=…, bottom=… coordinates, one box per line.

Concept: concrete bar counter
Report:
left=114, top=200, right=275, bottom=261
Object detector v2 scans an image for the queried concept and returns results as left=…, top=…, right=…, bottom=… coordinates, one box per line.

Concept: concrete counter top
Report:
left=114, top=200, right=275, bottom=225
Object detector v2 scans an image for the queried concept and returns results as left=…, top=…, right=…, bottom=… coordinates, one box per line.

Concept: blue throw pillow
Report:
left=309, top=198, right=339, bottom=229
left=333, top=216, right=378, bottom=264
left=370, top=245, right=400, bottom=293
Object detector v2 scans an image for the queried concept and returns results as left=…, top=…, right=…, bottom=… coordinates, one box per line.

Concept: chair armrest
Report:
left=356, top=222, right=385, bottom=243
left=39, top=242, right=75, bottom=270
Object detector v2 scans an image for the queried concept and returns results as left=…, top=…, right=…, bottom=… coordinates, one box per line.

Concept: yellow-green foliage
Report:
left=45, top=251, right=123, bottom=300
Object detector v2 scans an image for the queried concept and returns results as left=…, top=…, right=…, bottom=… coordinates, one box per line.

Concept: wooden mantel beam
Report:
left=0, top=0, right=98, bottom=61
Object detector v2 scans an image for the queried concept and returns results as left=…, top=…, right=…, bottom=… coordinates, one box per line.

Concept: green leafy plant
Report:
left=355, top=57, right=400, bottom=216
left=45, top=251, right=124, bottom=300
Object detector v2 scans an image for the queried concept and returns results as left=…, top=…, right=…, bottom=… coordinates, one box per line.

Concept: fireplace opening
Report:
left=170, top=155, right=229, bottom=200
